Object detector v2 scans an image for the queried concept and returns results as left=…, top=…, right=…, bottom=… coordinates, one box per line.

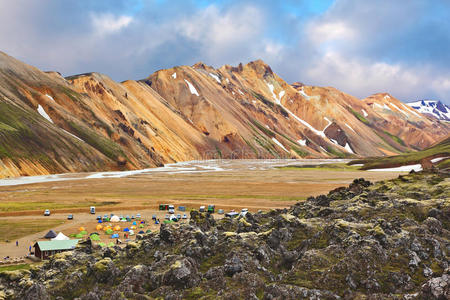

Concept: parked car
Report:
left=225, top=211, right=239, bottom=218
left=96, top=215, right=102, bottom=220
left=218, top=209, right=224, bottom=214
left=44, top=209, right=50, bottom=216
left=170, top=215, right=178, bottom=222
left=176, top=214, right=181, bottom=219
left=207, top=205, right=215, bottom=213
left=169, top=208, right=175, bottom=214
left=90, top=206, right=95, bottom=214
left=67, top=214, right=73, bottom=220
left=131, top=215, right=135, bottom=219
left=152, top=214, right=157, bottom=220
left=102, top=214, right=109, bottom=221
left=136, top=213, right=141, bottom=219
left=178, top=206, right=186, bottom=212
left=182, top=214, right=188, bottom=219
left=165, top=214, right=170, bottom=220
left=199, top=206, right=205, bottom=212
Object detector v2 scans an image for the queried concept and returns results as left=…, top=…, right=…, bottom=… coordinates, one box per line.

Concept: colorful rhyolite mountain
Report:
left=407, top=100, right=450, bottom=121
left=0, top=52, right=449, bottom=178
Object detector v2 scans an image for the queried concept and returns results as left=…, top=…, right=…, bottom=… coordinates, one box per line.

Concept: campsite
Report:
left=0, top=160, right=403, bottom=265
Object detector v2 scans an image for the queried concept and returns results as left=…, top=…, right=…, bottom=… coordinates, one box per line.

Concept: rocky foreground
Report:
left=0, top=171, right=449, bottom=299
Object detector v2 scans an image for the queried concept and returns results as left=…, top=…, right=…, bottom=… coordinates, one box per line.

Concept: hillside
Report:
left=351, top=137, right=450, bottom=171
left=1, top=52, right=449, bottom=178
left=0, top=170, right=448, bottom=299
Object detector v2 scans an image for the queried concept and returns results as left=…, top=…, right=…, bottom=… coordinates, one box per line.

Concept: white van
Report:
left=90, top=206, right=95, bottom=214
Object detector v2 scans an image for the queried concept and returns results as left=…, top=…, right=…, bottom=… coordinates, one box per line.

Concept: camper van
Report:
left=168, top=205, right=175, bottom=214
left=90, top=206, right=95, bottom=214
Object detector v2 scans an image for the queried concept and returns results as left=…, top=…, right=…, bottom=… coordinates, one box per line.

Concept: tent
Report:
left=132, top=221, right=137, bottom=226
left=120, top=218, right=127, bottom=222
left=90, top=234, right=100, bottom=241
left=44, top=230, right=57, bottom=239
left=98, top=220, right=103, bottom=224
left=90, top=232, right=99, bottom=236
left=78, top=227, right=85, bottom=232
left=75, top=233, right=83, bottom=238
left=129, top=230, right=134, bottom=236
left=96, top=225, right=103, bottom=231
left=113, top=225, right=121, bottom=231
left=98, top=242, right=106, bottom=247
left=111, top=233, right=119, bottom=239
left=138, top=231, right=145, bottom=234
left=130, top=226, right=136, bottom=230
left=51, top=232, right=69, bottom=241
left=123, top=228, right=130, bottom=232
left=146, top=229, right=152, bottom=233
left=110, top=215, right=120, bottom=222
left=139, top=224, right=144, bottom=228
left=105, top=229, right=114, bottom=235
left=80, top=231, right=88, bottom=235
left=107, top=242, right=115, bottom=247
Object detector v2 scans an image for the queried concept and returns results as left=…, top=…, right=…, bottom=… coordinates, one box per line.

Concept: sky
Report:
left=1, top=0, right=449, bottom=104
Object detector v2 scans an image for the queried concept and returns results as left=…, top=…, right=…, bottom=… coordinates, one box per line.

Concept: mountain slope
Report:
left=0, top=51, right=449, bottom=178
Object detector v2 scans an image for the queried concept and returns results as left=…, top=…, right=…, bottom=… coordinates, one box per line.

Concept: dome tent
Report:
left=110, top=215, right=120, bottom=222
left=44, top=230, right=57, bottom=239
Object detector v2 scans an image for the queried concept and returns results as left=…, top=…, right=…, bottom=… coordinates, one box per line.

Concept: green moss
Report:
left=383, top=131, right=406, bottom=146
left=326, top=146, right=347, bottom=158
left=199, top=252, right=226, bottom=273
left=252, top=91, right=274, bottom=108
left=67, top=121, right=125, bottom=161
left=348, top=107, right=369, bottom=125
left=251, top=119, right=275, bottom=138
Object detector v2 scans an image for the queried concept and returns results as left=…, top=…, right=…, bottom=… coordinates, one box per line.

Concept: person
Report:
left=29, top=246, right=31, bottom=253
left=16, top=241, right=18, bottom=247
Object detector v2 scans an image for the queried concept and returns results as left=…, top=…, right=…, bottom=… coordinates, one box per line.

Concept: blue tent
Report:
left=132, top=221, right=137, bottom=225
left=123, top=228, right=130, bottom=232
left=98, top=220, right=103, bottom=223
left=138, top=230, right=145, bottom=234
left=111, top=233, right=119, bottom=239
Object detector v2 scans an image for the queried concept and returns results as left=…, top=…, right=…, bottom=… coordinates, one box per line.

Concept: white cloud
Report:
left=90, top=13, right=133, bottom=35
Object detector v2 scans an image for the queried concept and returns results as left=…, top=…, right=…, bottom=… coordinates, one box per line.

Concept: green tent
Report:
left=80, top=230, right=88, bottom=235
left=107, top=242, right=115, bottom=247
left=75, top=233, right=83, bottom=238
left=90, top=234, right=100, bottom=241
left=163, top=220, right=174, bottom=224
left=98, top=242, right=106, bottom=247
left=146, top=229, right=152, bottom=234
left=139, top=224, right=145, bottom=228
left=105, top=229, right=113, bottom=235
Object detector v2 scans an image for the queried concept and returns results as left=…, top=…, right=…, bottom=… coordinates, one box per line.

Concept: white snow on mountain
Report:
left=407, top=100, right=450, bottom=121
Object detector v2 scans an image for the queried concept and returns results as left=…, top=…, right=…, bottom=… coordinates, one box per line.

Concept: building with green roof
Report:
left=33, top=239, right=79, bottom=260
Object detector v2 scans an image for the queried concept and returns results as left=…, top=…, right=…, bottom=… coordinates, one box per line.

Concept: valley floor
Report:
left=0, top=160, right=404, bottom=260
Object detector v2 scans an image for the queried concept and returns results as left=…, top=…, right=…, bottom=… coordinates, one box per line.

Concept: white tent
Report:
left=110, top=215, right=120, bottom=222
left=51, top=232, right=70, bottom=241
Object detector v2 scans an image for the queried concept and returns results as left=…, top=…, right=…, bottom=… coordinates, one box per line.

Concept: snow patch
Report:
left=297, top=139, right=307, bottom=146
left=171, top=72, right=177, bottom=79
left=238, top=89, right=244, bottom=95
left=373, top=103, right=383, bottom=109
left=361, top=109, right=368, bottom=117
left=271, top=137, right=289, bottom=153
left=345, top=123, right=356, bottom=133
left=37, top=105, right=54, bottom=123
left=383, top=103, right=391, bottom=111
left=46, top=94, right=55, bottom=102
left=389, top=102, right=409, bottom=117
left=184, top=80, right=199, bottom=96
left=209, top=73, right=220, bottom=83
left=330, top=139, right=339, bottom=145
left=298, top=88, right=310, bottom=100
left=431, top=156, right=449, bottom=163
left=62, top=129, right=84, bottom=142
left=344, top=143, right=354, bottom=154
left=367, top=164, right=423, bottom=172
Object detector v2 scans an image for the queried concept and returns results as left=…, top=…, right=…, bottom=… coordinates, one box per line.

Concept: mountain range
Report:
left=0, top=51, right=449, bottom=178
left=407, top=100, right=450, bottom=121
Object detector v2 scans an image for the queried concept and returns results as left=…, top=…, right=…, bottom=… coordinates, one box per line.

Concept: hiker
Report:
left=16, top=241, right=18, bottom=247
left=29, top=246, right=31, bottom=253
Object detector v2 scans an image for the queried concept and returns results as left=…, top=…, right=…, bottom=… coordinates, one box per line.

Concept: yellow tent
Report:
left=96, top=225, right=103, bottom=231
left=113, top=225, right=121, bottom=231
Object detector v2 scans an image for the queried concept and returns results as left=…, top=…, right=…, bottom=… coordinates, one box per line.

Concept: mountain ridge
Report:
left=0, top=51, right=449, bottom=178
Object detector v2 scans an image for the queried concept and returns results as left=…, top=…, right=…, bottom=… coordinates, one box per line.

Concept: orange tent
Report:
left=78, top=227, right=85, bottom=232
left=96, top=225, right=103, bottom=231
left=113, top=225, right=121, bottom=231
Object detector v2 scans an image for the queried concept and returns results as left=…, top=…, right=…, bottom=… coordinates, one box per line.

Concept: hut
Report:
left=33, top=239, right=79, bottom=260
